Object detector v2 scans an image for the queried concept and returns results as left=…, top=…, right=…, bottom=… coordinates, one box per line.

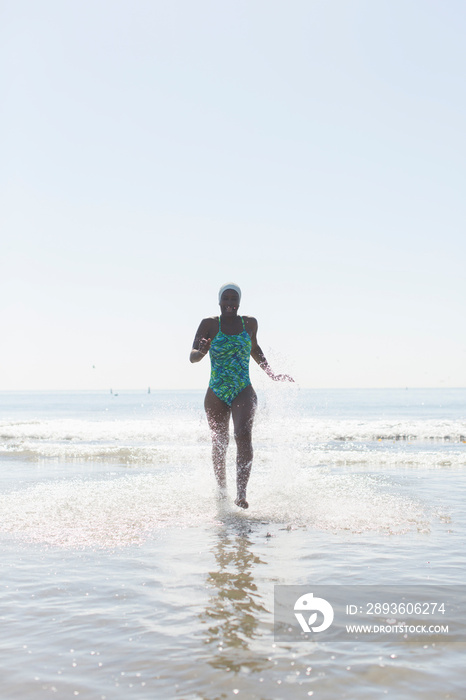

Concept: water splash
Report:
left=0, top=459, right=436, bottom=548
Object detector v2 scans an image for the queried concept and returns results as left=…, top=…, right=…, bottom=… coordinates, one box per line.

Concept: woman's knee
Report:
left=234, top=424, right=252, bottom=445
left=213, top=430, right=229, bottom=451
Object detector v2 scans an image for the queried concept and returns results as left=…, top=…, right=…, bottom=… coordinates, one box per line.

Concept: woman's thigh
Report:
left=204, top=387, right=231, bottom=434
left=231, top=385, right=257, bottom=438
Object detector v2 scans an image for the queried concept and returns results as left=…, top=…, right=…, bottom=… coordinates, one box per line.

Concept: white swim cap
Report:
left=218, top=283, right=241, bottom=303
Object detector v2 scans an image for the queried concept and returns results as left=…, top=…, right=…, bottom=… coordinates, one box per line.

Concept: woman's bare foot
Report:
left=235, top=497, right=249, bottom=509
left=217, top=486, right=227, bottom=500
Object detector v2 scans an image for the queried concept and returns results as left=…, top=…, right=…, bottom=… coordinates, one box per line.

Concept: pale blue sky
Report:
left=2, top=0, right=465, bottom=390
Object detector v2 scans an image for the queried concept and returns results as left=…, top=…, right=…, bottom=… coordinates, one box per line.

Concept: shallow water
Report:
left=0, top=389, right=465, bottom=699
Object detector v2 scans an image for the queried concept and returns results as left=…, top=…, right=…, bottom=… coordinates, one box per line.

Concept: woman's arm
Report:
left=248, top=318, right=294, bottom=382
left=190, top=318, right=212, bottom=363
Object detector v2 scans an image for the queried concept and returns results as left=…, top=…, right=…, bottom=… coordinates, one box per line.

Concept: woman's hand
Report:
left=270, top=372, right=294, bottom=382
left=198, top=337, right=211, bottom=355
left=190, top=323, right=212, bottom=363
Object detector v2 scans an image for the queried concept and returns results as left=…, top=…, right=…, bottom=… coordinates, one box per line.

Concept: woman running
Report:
left=190, top=283, right=293, bottom=509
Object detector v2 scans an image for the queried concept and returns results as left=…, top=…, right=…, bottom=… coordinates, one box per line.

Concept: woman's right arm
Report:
left=190, top=319, right=212, bottom=363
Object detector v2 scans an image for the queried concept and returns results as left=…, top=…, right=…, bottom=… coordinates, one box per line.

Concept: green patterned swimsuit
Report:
left=209, top=316, right=252, bottom=406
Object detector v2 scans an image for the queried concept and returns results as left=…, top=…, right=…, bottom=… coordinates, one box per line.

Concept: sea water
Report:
left=0, top=388, right=465, bottom=699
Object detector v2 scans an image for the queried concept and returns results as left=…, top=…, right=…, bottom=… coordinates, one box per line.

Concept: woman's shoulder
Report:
left=242, top=315, right=258, bottom=329
left=198, top=316, right=219, bottom=334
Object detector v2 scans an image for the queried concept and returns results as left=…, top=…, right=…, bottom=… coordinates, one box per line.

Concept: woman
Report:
left=190, top=283, right=293, bottom=509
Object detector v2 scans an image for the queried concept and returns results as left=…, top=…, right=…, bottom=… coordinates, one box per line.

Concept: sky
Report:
left=1, top=0, right=465, bottom=391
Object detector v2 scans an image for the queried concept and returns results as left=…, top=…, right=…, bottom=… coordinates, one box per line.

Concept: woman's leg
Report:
left=231, top=385, right=257, bottom=508
left=204, top=388, right=231, bottom=490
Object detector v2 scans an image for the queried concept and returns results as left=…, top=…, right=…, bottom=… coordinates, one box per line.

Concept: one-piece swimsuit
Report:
left=209, top=316, right=251, bottom=406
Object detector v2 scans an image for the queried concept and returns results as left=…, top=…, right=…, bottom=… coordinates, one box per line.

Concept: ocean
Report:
left=0, top=387, right=465, bottom=699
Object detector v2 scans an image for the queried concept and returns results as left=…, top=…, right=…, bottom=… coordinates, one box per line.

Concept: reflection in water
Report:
left=200, top=516, right=270, bottom=673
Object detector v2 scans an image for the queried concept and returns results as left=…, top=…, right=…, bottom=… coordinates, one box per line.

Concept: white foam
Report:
left=1, top=416, right=464, bottom=463
left=248, top=465, right=434, bottom=535
left=0, top=470, right=216, bottom=548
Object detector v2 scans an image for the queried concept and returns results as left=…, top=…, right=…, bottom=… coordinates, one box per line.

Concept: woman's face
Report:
left=219, top=289, right=240, bottom=316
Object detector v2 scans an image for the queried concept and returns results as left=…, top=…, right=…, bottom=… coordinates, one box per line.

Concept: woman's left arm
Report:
left=247, top=317, right=294, bottom=382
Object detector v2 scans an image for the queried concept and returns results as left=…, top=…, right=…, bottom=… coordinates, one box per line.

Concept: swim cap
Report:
left=218, top=283, right=241, bottom=303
